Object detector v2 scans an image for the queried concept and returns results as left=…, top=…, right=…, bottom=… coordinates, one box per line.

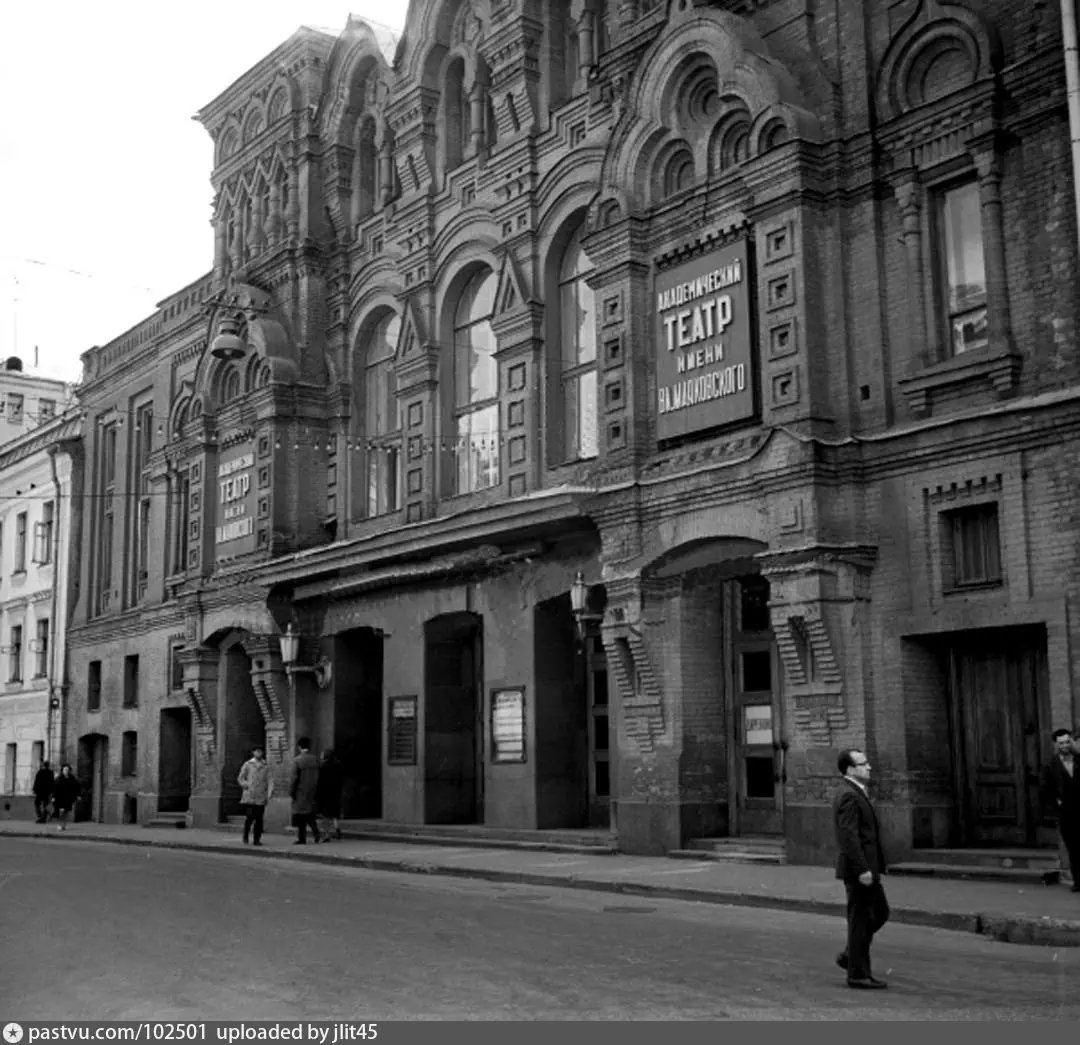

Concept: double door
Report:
left=726, top=576, right=784, bottom=837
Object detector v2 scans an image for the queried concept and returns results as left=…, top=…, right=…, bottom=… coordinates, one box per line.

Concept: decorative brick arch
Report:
left=875, top=0, right=1001, bottom=121
left=599, top=5, right=822, bottom=213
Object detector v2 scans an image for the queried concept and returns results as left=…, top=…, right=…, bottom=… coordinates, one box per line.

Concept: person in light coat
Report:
left=290, top=737, right=321, bottom=845
left=237, top=746, right=273, bottom=846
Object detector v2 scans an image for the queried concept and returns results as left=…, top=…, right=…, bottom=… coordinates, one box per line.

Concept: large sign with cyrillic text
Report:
left=215, top=445, right=257, bottom=558
left=655, top=239, right=755, bottom=441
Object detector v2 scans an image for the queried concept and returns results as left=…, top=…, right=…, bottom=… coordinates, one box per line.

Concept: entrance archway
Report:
left=641, top=536, right=783, bottom=839
left=219, top=633, right=264, bottom=818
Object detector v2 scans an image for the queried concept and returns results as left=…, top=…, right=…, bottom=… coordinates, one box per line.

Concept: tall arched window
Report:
left=355, top=116, right=378, bottom=220
left=454, top=270, right=499, bottom=493
left=559, top=228, right=598, bottom=460
left=365, top=313, right=402, bottom=516
left=444, top=58, right=470, bottom=172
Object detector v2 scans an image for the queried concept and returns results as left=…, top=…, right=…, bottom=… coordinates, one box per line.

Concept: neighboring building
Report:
left=65, top=0, right=1080, bottom=863
left=0, top=408, right=82, bottom=815
left=0, top=356, right=73, bottom=449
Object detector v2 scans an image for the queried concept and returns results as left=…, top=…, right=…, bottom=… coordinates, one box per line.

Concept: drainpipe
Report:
left=1062, top=0, right=1080, bottom=258
left=46, top=446, right=63, bottom=766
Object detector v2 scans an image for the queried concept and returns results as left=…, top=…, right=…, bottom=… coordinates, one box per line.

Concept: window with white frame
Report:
left=454, top=270, right=500, bottom=494
left=8, top=625, right=22, bottom=682
left=558, top=226, right=598, bottom=461
left=365, top=313, right=402, bottom=517
left=33, top=501, right=54, bottom=565
left=34, top=618, right=48, bottom=678
left=936, top=180, right=987, bottom=356
left=14, top=512, right=27, bottom=572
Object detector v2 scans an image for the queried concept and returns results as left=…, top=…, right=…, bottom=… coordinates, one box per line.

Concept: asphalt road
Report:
left=1, top=837, right=1077, bottom=1020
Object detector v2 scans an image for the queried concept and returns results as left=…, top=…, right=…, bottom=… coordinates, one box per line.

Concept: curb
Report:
left=7, top=828, right=1080, bottom=948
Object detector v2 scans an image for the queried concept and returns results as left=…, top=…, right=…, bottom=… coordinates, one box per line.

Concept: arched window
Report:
left=664, top=151, right=694, bottom=197
left=444, top=58, right=469, bottom=173
left=454, top=270, right=499, bottom=493
left=223, top=368, right=241, bottom=404
left=365, top=313, right=402, bottom=516
left=558, top=227, right=598, bottom=460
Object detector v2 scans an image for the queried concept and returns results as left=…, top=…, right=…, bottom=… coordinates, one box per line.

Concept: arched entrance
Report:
left=644, top=536, right=784, bottom=839
left=219, top=633, right=264, bottom=818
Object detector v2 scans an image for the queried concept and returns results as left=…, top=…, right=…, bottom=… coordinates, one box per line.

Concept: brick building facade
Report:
left=64, top=0, right=1080, bottom=862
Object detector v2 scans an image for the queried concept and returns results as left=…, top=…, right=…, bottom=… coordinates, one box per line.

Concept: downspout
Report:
left=1062, top=0, right=1080, bottom=258
left=46, top=446, right=63, bottom=765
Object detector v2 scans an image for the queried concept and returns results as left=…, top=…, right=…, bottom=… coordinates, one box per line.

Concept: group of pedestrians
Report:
left=30, top=761, right=82, bottom=830
left=832, top=726, right=1080, bottom=990
left=235, top=737, right=343, bottom=847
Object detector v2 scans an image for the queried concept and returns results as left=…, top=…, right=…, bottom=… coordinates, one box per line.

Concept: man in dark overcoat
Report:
left=290, top=736, right=321, bottom=845
left=833, top=748, right=890, bottom=989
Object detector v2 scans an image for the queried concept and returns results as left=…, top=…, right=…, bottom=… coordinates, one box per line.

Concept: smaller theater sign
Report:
left=215, top=445, right=257, bottom=558
left=654, top=237, right=755, bottom=441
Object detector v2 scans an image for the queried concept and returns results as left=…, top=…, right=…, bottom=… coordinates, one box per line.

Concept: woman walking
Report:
left=237, top=746, right=273, bottom=846
left=52, top=763, right=81, bottom=831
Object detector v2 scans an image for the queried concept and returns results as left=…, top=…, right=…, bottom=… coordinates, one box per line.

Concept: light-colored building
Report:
left=0, top=408, right=82, bottom=815
left=0, top=356, right=74, bottom=449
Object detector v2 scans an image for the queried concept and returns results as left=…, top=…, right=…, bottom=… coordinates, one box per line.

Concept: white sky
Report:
left=1, top=0, right=410, bottom=385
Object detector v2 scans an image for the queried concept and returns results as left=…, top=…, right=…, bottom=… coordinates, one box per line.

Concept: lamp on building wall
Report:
left=279, top=622, right=333, bottom=690
left=570, top=571, right=604, bottom=644
left=210, top=313, right=247, bottom=361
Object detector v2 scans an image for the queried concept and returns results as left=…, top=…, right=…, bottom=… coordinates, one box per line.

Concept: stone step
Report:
left=212, top=816, right=246, bottom=832
left=337, top=820, right=615, bottom=850
left=336, top=828, right=616, bottom=855
left=686, top=836, right=786, bottom=854
left=146, top=815, right=188, bottom=829
left=668, top=848, right=786, bottom=865
left=889, top=861, right=1060, bottom=885
left=910, top=848, right=1060, bottom=870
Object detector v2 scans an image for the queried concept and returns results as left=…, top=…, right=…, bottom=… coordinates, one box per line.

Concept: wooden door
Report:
left=728, top=576, right=783, bottom=837
left=949, top=629, right=1048, bottom=846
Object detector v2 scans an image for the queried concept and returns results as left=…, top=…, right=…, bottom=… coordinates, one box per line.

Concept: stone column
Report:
left=970, top=139, right=1013, bottom=355
left=894, top=172, right=929, bottom=368
left=578, top=10, right=595, bottom=82
left=176, top=645, right=222, bottom=828
left=253, top=192, right=267, bottom=254
left=379, top=131, right=394, bottom=208
left=213, top=216, right=228, bottom=282
left=469, top=83, right=485, bottom=159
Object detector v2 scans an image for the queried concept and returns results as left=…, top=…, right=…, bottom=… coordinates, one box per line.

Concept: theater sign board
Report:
left=655, top=239, right=755, bottom=441
left=215, top=446, right=257, bottom=558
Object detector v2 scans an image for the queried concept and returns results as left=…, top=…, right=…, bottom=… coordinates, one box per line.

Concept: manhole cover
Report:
left=603, top=904, right=658, bottom=914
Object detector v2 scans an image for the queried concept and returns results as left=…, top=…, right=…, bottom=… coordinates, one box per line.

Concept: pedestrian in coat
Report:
left=237, top=746, right=273, bottom=846
left=1040, top=728, right=1080, bottom=892
left=33, top=760, right=55, bottom=823
left=52, top=763, right=81, bottom=831
left=315, top=749, right=343, bottom=843
left=290, top=737, right=321, bottom=845
left=833, top=748, right=890, bottom=989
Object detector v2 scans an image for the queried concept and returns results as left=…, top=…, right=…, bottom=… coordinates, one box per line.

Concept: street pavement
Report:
left=1, top=837, right=1078, bottom=1020
left=1, top=820, right=1079, bottom=948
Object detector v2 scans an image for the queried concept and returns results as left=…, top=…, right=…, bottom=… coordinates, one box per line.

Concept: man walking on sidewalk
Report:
left=833, top=748, right=890, bottom=989
left=33, top=760, right=54, bottom=823
left=290, top=737, right=321, bottom=845
left=1040, top=728, right=1080, bottom=892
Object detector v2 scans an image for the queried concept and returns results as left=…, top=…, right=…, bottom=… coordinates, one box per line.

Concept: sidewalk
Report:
left=3, top=819, right=1079, bottom=948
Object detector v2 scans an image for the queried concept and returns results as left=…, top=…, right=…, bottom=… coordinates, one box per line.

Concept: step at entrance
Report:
left=337, top=819, right=618, bottom=854
left=890, top=847, right=1061, bottom=884
left=147, top=813, right=188, bottom=829
left=669, top=836, right=786, bottom=865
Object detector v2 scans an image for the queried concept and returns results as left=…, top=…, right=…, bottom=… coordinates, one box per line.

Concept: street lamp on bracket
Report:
left=279, top=622, right=333, bottom=690
left=570, top=571, right=605, bottom=647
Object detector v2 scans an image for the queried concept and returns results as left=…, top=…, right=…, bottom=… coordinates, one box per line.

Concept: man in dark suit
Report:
left=833, top=748, right=890, bottom=989
left=1040, top=728, right=1079, bottom=892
